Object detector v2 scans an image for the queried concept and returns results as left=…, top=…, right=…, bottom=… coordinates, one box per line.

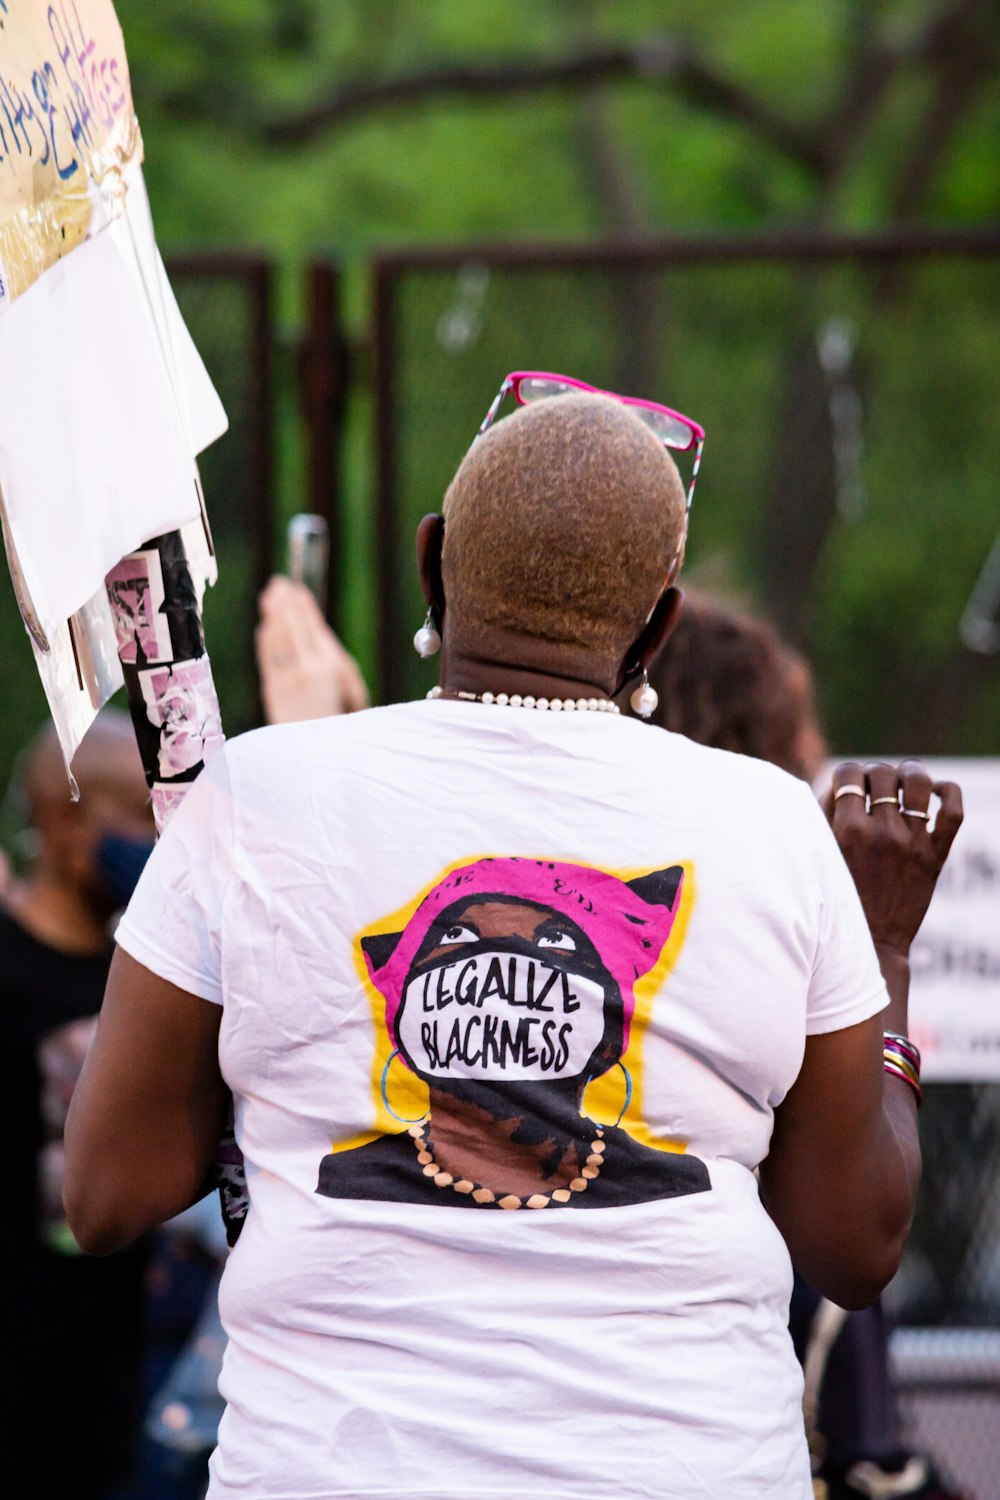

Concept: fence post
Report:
left=247, top=260, right=276, bottom=600
left=161, top=253, right=278, bottom=731
left=299, top=262, right=349, bottom=632
left=372, top=260, right=399, bottom=704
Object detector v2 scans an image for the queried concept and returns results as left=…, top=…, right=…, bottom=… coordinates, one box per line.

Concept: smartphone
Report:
left=286, top=514, right=329, bottom=607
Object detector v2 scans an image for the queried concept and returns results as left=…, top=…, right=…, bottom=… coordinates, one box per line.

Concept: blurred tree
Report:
left=109, top=2, right=1000, bottom=752
left=117, top=0, right=999, bottom=249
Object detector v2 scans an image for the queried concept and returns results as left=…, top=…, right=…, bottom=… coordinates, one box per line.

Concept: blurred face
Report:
left=60, top=743, right=154, bottom=911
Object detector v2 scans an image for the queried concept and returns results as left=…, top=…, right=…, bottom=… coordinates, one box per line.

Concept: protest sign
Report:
left=1, top=0, right=234, bottom=1224
left=826, top=759, right=1000, bottom=1081
left=0, top=0, right=227, bottom=772
left=0, top=0, right=137, bottom=305
left=906, top=758, right=1000, bottom=1082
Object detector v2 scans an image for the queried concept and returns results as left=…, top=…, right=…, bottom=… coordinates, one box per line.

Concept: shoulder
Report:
left=217, top=703, right=458, bottom=822
left=222, top=703, right=426, bottom=779
left=636, top=726, right=817, bottom=822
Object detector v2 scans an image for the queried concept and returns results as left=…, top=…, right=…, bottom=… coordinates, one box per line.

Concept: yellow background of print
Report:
left=333, top=854, right=695, bottom=1157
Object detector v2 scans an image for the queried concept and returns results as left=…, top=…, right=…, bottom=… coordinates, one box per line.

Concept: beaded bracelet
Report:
left=883, top=1030, right=922, bottom=1106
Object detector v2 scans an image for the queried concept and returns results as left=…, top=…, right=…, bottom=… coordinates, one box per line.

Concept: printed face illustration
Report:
left=395, top=896, right=621, bottom=1086
left=318, top=856, right=712, bottom=1213
left=362, top=857, right=687, bottom=1094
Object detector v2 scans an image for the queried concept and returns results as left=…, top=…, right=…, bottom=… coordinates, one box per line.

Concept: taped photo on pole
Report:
left=138, top=656, right=224, bottom=781
left=0, top=2, right=227, bottom=773
left=105, top=549, right=172, bottom=664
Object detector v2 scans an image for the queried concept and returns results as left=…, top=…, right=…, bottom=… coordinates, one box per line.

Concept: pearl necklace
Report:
left=426, top=685, right=619, bottom=714
left=409, top=1121, right=606, bottom=1209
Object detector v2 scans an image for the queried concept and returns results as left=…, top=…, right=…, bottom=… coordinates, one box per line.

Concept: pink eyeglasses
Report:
left=476, top=370, right=705, bottom=513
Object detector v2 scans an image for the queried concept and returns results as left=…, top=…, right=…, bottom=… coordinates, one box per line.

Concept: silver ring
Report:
left=870, top=796, right=899, bottom=808
left=902, top=807, right=930, bottom=821
left=834, top=785, right=865, bottom=800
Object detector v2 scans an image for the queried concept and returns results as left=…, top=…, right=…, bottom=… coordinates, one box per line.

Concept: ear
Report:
left=626, top=865, right=684, bottom=914
left=616, top=586, right=684, bottom=694
left=416, top=514, right=446, bottom=618
left=361, top=930, right=404, bottom=978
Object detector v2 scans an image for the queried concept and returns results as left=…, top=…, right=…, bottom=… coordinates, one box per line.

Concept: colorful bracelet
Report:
left=883, top=1031, right=922, bottom=1105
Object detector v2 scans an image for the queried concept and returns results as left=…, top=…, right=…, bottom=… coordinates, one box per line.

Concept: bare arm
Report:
left=760, top=761, right=962, bottom=1308
left=63, top=947, right=229, bottom=1255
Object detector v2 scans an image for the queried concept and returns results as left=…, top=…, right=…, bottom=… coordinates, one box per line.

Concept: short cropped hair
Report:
left=441, top=394, right=687, bottom=671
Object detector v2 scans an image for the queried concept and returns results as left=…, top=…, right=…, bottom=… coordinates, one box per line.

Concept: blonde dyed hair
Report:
left=441, top=394, right=687, bottom=670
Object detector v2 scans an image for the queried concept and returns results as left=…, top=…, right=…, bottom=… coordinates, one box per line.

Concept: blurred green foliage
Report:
left=115, top=0, right=999, bottom=255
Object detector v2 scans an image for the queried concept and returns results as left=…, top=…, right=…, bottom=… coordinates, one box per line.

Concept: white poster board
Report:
left=830, top=759, right=1000, bottom=1082
left=906, top=759, right=1000, bottom=1082
left=0, top=0, right=226, bottom=772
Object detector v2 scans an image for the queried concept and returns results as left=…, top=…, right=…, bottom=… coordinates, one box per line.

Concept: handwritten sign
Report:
left=905, top=759, right=1000, bottom=1081
left=0, top=0, right=139, bottom=304
left=0, top=1, right=225, bottom=776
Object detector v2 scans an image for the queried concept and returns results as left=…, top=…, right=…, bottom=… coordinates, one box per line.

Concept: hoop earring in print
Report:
left=630, top=668, right=658, bottom=720
left=380, top=1049, right=429, bottom=1125
left=413, top=609, right=441, bottom=658
left=581, top=1061, right=633, bottom=1127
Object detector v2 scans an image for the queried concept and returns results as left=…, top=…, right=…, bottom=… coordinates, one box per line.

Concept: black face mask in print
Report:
left=397, top=944, right=607, bottom=1082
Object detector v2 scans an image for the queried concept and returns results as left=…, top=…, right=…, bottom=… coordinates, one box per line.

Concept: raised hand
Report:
left=256, top=575, right=370, bottom=725
left=820, top=760, right=963, bottom=956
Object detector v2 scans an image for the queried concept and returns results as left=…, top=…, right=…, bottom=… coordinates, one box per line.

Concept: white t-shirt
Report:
left=117, top=699, right=888, bottom=1500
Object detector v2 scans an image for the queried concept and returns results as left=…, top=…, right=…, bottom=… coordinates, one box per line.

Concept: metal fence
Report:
left=895, top=1085, right=1000, bottom=1326
left=367, top=226, right=1000, bottom=761
left=167, top=254, right=277, bottom=736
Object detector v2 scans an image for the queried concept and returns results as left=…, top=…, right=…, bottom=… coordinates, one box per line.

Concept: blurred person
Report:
left=638, top=590, right=825, bottom=781
left=0, top=709, right=155, bottom=1500
left=644, top=592, right=964, bottom=1500
left=65, top=385, right=960, bottom=1500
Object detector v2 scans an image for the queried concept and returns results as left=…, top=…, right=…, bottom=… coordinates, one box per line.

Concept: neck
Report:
left=439, top=627, right=618, bottom=704
left=4, top=871, right=110, bottom=956
left=424, top=1083, right=592, bottom=1198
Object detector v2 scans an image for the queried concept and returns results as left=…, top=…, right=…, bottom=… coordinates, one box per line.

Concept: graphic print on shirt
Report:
left=317, top=856, right=710, bottom=1210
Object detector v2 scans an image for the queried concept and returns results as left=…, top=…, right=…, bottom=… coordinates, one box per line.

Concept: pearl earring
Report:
left=413, top=609, right=441, bottom=659
left=630, top=668, right=658, bottom=719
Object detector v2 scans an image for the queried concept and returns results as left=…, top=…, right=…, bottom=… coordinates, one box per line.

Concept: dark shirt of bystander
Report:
left=0, top=907, right=147, bottom=1497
